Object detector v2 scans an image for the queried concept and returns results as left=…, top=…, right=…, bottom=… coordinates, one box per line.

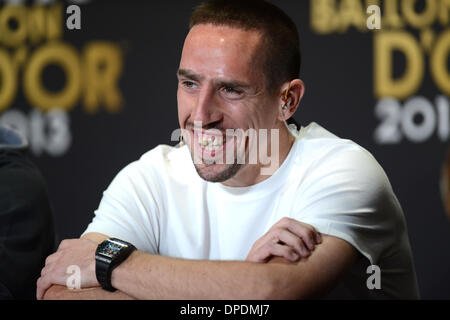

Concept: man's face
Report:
left=177, top=24, right=280, bottom=183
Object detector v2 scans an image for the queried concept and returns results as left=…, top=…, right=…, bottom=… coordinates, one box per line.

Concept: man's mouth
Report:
left=193, top=130, right=229, bottom=158
left=197, top=134, right=226, bottom=151
left=185, top=126, right=253, bottom=165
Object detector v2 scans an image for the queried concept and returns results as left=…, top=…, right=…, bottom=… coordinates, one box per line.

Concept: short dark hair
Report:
left=189, top=0, right=301, bottom=93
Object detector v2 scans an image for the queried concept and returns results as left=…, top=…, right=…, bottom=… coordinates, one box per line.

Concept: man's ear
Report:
left=278, top=79, right=305, bottom=122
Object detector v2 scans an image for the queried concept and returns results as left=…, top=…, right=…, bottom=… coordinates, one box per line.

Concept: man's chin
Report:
left=193, top=162, right=241, bottom=183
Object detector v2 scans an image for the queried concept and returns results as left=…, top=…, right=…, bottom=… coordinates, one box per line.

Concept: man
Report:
left=0, top=125, right=55, bottom=299
left=37, top=0, right=419, bottom=299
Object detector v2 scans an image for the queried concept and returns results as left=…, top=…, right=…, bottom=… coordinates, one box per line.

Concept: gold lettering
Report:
left=439, top=0, right=450, bottom=26
left=430, top=29, right=450, bottom=95
left=402, top=0, right=437, bottom=29
left=366, top=0, right=380, bottom=6
left=374, top=31, right=424, bottom=99
left=23, top=42, right=81, bottom=111
left=11, top=45, right=28, bottom=69
left=420, top=27, right=435, bottom=53
left=83, top=42, right=123, bottom=113
left=27, top=5, right=47, bottom=45
left=383, top=0, right=405, bottom=28
left=310, top=0, right=338, bottom=34
left=338, top=0, right=366, bottom=32
left=46, top=2, right=62, bottom=41
left=0, top=49, right=17, bottom=112
left=0, top=5, right=27, bottom=47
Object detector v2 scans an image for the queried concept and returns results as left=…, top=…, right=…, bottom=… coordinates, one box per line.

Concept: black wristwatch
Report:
left=95, top=238, right=136, bottom=292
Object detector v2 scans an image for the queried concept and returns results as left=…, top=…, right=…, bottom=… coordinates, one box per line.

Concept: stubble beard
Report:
left=193, top=161, right=242, bottom=183
left=186, top=126, right=249, bottom=183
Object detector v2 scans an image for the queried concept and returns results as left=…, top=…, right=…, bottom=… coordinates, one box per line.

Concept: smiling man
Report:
left=177, top=22, right=297, bottom=185
left=37, top=0, right=419, bottom=300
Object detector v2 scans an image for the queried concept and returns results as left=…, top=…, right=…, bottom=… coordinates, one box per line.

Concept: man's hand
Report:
left=36, top=238, right=99, bottom=300
left=246, top=217, right=322, bottom=263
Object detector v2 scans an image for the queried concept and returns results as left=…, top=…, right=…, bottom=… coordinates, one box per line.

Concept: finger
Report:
left=305, top=224, right=322, bottom=244
left=249, top=229, right=279, bottom=254
left=315, top=231, right=322, bottom=244
left=44, top=252, right=59, bottom=266
left=36, top=278, right=42, bottom=300
left=40, top=266, right=49, bottom=277
left=277, top=229, right=311, bottom=257
left=246, top=243, right=272, bottom=263
left=36, top=276, right=50, bottom=300
left=265, top=243, right=299, bottom=262
left=280, top=219, right=321, bottom=249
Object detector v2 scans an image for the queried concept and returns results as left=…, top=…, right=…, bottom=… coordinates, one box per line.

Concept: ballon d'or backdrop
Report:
left=0, top=0, right=448, bottom=298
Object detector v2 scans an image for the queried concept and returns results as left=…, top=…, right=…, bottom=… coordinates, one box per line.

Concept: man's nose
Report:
left=191, top=84, right=221, bottom=124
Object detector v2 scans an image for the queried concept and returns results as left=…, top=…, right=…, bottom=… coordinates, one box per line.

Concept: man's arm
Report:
left=111, top=234, right=358, bottom=299
left=41, top=218, right=322, bottom=300
left=42, top=255, right=296, bottom=300
left=41, top=233, right=358, bottom=300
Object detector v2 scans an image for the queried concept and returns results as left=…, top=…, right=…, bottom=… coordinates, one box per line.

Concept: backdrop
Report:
left=0, top=0, right=448, bottom=299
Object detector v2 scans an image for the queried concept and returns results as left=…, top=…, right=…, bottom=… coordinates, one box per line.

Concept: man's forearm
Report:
left=43, top=285, right=136, bottom=300
left=39, top=235, right=353, bottom=300
left=111, top=251, right=298, bottom=300
left=43, top=257, right=294, bottom=300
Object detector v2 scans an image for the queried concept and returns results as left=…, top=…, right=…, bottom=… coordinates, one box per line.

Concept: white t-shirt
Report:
left=83, top=122, right=420, bottom=299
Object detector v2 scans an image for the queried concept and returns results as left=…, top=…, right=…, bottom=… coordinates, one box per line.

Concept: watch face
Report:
left=98, top=239, right=128, bottom=259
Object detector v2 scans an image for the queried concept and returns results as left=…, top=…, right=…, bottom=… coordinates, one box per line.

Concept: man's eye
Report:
left=222, top=87, right=242, bottom=95
left=182, top=81, right=197, bottom=89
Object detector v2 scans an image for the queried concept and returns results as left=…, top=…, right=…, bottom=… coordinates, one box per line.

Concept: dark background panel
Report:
left=0, top=0, right=448, bottom=298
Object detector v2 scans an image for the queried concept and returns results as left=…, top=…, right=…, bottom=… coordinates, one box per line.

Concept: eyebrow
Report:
left=177, top=69, right=204, bottom=82
left=216, top=79, right=251, bottom=90
left=177, top=69, right=251, bottom=90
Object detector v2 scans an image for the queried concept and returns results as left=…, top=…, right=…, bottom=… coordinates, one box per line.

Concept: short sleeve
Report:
left=82, top=161, right=161, bottom=253
left=292, top=148, right=405, bottom=265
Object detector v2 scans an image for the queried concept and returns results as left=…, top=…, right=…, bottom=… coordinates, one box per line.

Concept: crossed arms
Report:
left=38, top=218, right=359, bottom=300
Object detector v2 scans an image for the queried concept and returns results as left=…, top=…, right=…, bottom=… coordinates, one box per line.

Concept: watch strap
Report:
left=95, top=256, right=116, bottom=292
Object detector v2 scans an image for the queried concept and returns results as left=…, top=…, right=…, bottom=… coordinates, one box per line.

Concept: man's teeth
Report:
left=198, top=135, right=224, bottom=150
